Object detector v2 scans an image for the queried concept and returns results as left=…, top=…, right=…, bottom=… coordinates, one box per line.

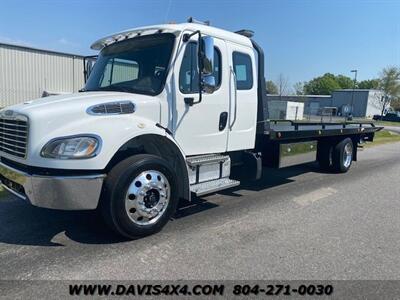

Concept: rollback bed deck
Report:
left=262, top=120, right=383, bottom=141
left=255, top=120, right=383, bottom=169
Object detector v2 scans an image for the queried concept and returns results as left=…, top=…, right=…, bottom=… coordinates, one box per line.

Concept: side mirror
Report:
left=202, top=76, right=216, bottom=94
left=199, top=36, right=214, bottom=75
left=83, top=55, right=97, bottom=83
left=183, top=32, right=216, bottom=106
left=198, top=36, right=216, bottom=94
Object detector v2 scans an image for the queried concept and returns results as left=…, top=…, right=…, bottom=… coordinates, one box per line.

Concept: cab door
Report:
left=172, top=35, right=229, bottom=156
left=226, top=43, right=258, bottom=151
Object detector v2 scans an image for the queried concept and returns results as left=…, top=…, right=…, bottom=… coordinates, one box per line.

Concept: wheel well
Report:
left=106, top=134, right=190, bottom=201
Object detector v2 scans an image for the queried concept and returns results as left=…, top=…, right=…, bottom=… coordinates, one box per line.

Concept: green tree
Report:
left=336, top=75, right=354, bottom=89
left=303, top=73, right=357, bottom=95
left=378, top=66, right=400, bottom=115
left=358, top=79, right=380, bottom=89
left=266, top=80, right=278, bottom=94
left=304, top=73, right=341, bottom=95
left=391, top=99, right=400, bottom=112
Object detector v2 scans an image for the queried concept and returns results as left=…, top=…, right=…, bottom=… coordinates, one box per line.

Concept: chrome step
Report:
left=186, top=154, right=229, bottom=167
left=190, top=178, right=240, bottom=196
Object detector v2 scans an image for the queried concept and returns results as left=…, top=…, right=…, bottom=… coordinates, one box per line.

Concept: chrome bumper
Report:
left=0, top=162, right=105, bottom=210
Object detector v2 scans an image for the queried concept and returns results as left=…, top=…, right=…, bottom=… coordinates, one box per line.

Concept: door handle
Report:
left=229, top=67, right=238, bottom=129
left=219, top=112, right=228, bottom=131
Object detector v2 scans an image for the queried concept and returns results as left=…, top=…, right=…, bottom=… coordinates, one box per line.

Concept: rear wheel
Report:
left=317, top=142, right=334, bottom=171
left=332, top=138, right=354, bottom=173
left=100, top=154, right=179, bottom=239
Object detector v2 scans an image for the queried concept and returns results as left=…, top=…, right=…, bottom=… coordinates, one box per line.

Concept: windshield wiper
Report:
left=94, top=85, right=138, bottom=94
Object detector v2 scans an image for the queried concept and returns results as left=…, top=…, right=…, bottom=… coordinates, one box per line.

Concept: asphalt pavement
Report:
left=0, top=142, right=400, bottom=284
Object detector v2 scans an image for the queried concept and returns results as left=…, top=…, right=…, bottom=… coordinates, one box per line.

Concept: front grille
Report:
left=0, top=116, right=28, bottom=158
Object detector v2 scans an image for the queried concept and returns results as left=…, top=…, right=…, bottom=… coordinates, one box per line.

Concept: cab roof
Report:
left=90, top=23, right=253, bottom=50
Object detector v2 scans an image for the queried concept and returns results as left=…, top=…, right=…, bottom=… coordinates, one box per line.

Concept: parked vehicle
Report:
left=0, top=20, right=382, bottom=238
left=373, top=112, right=400, bottom=122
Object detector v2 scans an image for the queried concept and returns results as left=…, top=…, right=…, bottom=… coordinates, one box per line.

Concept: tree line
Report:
left=266, top=66, right=400, bottom=111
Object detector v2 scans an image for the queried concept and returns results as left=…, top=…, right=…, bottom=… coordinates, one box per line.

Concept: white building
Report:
left=268, top=100, right=304, bottom=120
left=330, top=89, right=385, bottom=118
left=0, top=42, right=85, bottom=107
left=266, top=89, right=386, bottom=119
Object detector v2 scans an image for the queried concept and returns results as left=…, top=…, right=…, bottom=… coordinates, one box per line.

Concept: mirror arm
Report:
left=183, top=31, right=203, bottom=105
left=182, top=30, right=200, bottom=42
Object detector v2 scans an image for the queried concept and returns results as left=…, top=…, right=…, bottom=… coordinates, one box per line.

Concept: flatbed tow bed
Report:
left=263, top=120, right=383, bottom=141
left=255, top=120, right=383, bottom=170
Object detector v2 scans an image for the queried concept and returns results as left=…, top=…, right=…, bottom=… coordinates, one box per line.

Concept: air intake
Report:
left=88, top=101, right=135, bottom=115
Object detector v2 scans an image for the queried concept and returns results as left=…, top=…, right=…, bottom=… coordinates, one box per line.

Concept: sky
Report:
left=0, top=0, right=399, bottom=89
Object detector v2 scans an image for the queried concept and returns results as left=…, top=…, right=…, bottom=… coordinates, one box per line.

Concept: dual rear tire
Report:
left=318, top=138, right=354, bottom=173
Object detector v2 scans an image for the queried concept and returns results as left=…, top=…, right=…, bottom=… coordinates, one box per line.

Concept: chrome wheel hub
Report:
left=125, top=170, right=170, bottom=225
left=343, top=143, right=353, bottom=168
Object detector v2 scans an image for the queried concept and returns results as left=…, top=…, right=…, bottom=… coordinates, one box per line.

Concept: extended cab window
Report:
left=232, top=52, right=253, bottom=90
left=179, top=43, right=221, bottom=94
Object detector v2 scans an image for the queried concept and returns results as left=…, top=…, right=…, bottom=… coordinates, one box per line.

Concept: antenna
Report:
left=187, top=17, right=210, bottom=26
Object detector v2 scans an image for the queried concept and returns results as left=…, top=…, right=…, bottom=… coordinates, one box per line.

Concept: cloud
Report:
left=58, top=37, right=69, bottom=45
left=0, top=36, right=35, bottom=47
left=57, top=37, right=78, bottom=47
left=0, top=35, right=84, bottom=54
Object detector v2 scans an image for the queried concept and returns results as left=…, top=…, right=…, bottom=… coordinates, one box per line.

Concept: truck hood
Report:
left=0, top=91, right=164, bottom=169
left=6, top=91, right=159, bottom=116
left=2, top=91, right=162, bottom=146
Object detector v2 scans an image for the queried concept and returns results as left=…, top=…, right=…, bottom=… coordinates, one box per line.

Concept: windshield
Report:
left=85, top=33, right=175, bottom=95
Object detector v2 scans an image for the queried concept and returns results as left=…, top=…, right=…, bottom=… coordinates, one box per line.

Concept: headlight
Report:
left=41, top=135, right=101, bottom=159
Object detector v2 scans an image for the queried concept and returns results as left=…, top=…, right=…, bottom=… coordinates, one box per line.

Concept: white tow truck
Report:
left=0, top=20, right=382, bottom=238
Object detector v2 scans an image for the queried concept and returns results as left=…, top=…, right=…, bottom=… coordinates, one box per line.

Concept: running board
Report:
left=186, top=154, right=229, bottom=166
left=190, top=178, right=240, bottom=196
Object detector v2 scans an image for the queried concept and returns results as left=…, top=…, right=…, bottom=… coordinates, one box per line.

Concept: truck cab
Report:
left=0, top=21, right=381, bottom=239
left=85, top=23, right=259, bottom=155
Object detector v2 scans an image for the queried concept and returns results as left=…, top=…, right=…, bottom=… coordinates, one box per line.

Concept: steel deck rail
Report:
left=263, top=120, right=383, bottom=140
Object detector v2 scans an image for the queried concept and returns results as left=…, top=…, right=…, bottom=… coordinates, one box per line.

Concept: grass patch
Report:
left=365, top=130, right=400, bottom=147
left=374, top=121, right=400, bottom=127
left=0, top=186, right=6, bottom=198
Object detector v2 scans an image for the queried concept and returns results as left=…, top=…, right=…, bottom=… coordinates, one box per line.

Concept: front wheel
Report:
left=100, top=154, right=179, bottom=239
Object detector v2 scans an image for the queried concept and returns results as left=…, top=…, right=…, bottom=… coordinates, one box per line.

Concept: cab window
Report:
left=232, top=52, right=253, bottom=90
